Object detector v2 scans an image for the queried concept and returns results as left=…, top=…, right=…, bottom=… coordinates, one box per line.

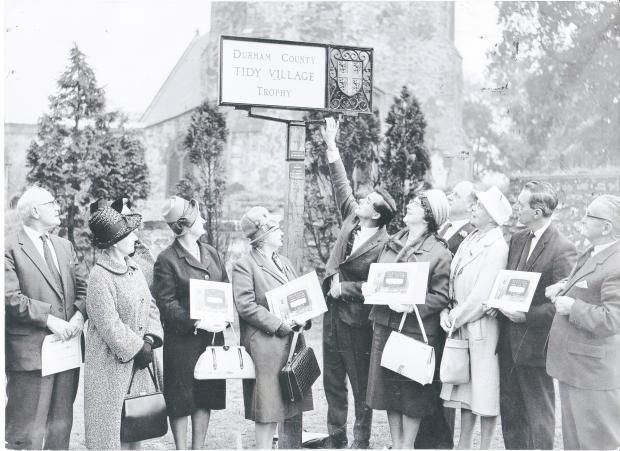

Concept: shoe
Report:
left=306, top=434, right=348, bottom=449
left=349, top=441, right=370, bottom=449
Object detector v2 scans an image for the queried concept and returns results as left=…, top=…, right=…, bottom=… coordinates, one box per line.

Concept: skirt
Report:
left=163, top=331, right=226, bottom=418
left=366, top=322, right=442, bottom=418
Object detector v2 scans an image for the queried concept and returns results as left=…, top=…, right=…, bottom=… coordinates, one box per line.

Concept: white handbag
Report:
left=439, top=315, right=470, bottom=384
left=380, top=306, right=435, bottom=385
left=194, top=325, right=256, bottom=380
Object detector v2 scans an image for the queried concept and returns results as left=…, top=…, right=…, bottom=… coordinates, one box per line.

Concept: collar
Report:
left=531, top=219, right=552, bottom=239
left=449, top=219, right=469, bottom=231
left=359, top=225, right=379, bottom=234
left=466, top=226, right=504, bottom=248
left=96, top=252, right=138, bottom=275
left=23, top=225, right=45, bottom=243
left=593, top=240, right=618, bottom=256
left=387, top=228, right=436, bottom=254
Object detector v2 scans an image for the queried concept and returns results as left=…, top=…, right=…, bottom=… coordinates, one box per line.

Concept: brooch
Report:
left=459, top=230, right=469, bottom=238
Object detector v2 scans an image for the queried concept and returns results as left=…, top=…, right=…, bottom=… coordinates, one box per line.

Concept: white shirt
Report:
left=23, top=225, right=61, bottom=272
left=527, top=220, right=552, bottom=259
left=442, top=219, right=470, bottom=241
left=351, top=226, right=379, bottom=254
left=592, top=240, right=618, bottom=256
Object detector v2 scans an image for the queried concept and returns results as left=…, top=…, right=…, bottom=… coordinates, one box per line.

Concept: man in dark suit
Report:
left=415, top=180, right=476, bottom=450
left=498, top=181, right=577, bottom=450
left=5, top=187, right=87, bottom=449
left=546, top=194, right=620, bottom=450
left=317, top=118, right=396, bottom=449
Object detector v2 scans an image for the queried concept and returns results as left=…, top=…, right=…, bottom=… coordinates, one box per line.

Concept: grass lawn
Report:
left=69, top=317, right=563, bottom=449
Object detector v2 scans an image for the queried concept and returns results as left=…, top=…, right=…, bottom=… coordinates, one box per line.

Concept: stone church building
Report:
left=139, top=1, right=468, bottom=221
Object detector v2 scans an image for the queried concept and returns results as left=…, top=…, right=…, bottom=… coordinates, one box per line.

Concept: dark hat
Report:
left=161, top=196, right=199, bottom=236
left=88, top=205, right=142, bottom=249
left=111, top=197, right=132, bottom=214
left=240, top=206, right=280, bottom=244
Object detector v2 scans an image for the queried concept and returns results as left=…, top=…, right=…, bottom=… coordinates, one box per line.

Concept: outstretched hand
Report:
left=320, top=117, right=339, bottom=150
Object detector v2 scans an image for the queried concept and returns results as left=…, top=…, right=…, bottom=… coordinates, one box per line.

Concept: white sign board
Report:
left=488, top=270, right=542, bottom=312
left=189, top=279, right=235, bottom=323
left=364, top=262, right=430, bottom=305
left=220, top=37, right=326, bottom=109
left=265, top=271, right=327, bottom=323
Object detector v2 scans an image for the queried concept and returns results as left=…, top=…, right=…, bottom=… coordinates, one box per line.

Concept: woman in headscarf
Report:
left=84, top=204, right=163, bottom=450
left=439, top=186, right=511, bottom=449
left=365, top=189, right=452, bottom=449
left=153, top=196, right=228, bottom=449
left=232, top=206, right=313, bottom=449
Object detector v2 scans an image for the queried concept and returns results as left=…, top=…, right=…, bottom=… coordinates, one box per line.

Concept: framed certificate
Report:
left=189, top=279, right=235, bottom=323
left=488, top=270, right=542, bottom=312
left=265, top=271, right=327, bottom=323
left=364, top=262, right=430, bottom=305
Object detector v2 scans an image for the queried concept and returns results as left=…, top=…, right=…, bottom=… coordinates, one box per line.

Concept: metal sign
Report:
left=219, top=36, right=373, bottom=114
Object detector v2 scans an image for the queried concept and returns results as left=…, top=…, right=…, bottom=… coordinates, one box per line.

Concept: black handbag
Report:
left=120, top=362, right=168, bottom=443
left=279, top=331, right=320, bottom=402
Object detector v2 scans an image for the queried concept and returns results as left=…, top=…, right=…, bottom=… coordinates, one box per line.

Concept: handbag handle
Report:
left=286, top=331, right=302, bottom=365
left=126, top=362, right=159, bottom=395
left=398, top=304, right=428, bottom=344
left=446, top=310, right=461, bottom=338
left=209, top=322, right=236, bottom=345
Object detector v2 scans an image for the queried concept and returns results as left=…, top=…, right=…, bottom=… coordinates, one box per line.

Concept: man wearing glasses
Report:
left=5, top=186, right=87, bottom=449
left=316, top=118, right=396, bottom=449
left=546, top=194, right=620, bottom=450
left=497, top=181, right=576, bottom=450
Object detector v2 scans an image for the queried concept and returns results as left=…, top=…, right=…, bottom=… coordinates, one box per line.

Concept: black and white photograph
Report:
left=3, top=0, right=620, bottom=449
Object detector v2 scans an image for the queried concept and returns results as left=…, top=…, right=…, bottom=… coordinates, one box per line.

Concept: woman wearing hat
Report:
left=233, top=206, right=313, bottom=449
left=153, top=196, right=228, bottom=450
left=439, top=185, right=511, bottom=449
left=84, top=205, right=163, bottom=449
left=364, top=189, right=452, bottom=449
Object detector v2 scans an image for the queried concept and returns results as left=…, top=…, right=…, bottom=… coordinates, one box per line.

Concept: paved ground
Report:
left=68, top=318, right=563, bottom=449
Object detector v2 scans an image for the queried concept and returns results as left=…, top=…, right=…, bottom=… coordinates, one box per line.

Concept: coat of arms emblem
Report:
left=336, top=59, right=363, bottom=97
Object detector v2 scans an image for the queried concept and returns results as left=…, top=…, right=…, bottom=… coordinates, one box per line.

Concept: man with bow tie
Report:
left=5, top=187, right=87, bottom=449
left=316, top=118, right=397, bottom=449
left=546, top=194, right=620, bottom=450
left=497, top=181, right=577, bottom=450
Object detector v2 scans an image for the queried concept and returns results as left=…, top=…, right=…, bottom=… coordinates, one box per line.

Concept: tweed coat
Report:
left=5, top=228, right=87, bottom=371
left=323, top=158, right=389, bottom=327
left=547, top=241, right=620, bottom=390
left=232, top=248, right=313, bottom=422
left=84, top=253, right=163, bottom=449
left=499, top=225, right=577, bottom=366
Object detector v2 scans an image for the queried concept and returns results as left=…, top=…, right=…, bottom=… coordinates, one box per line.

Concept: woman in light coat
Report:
left=232, top=206, right=313, bottom=449
left=440, top=186, right=511, bottom=449
left=84, top=205, right=163, bottom=450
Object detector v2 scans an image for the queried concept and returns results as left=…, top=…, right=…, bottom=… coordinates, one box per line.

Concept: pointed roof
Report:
left=141, top=32, right=210, bottom=127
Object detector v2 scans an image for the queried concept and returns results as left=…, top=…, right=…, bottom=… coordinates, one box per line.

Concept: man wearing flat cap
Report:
left=546, top=194, right=620, bottom=450
left=498, top=181, right=577, bottom=450
left=317, top=118, right=397, bottom=449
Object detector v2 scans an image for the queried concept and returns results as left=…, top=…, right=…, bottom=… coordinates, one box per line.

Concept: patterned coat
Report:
left=84, top=253, right=163, bottom=449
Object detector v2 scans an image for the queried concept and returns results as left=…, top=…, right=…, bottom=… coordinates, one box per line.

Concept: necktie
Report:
left=516, top=231, right=535, bottom=270
left=345, top=223, right=361, bottom=259
left=439, top=221, right=452, bottom=238
left=569, top=246, right=594, bottom=278
left=40, top=235, right=64, bottom=292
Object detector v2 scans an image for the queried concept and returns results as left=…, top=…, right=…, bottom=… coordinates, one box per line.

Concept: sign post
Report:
left=219, top=36, right=374, bottom=271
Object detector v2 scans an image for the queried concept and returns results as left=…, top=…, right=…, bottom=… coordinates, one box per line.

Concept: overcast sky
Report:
left=4, top=0, right=500, bottom=124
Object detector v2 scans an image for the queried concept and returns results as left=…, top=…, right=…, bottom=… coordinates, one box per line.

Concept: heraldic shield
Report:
left=336, top=59, right=363, bottom=97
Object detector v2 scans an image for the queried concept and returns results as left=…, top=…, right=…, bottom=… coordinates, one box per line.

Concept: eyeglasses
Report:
left=38, top=200, right=59, bottom=208
left=584, top=212, right=610, bottom=222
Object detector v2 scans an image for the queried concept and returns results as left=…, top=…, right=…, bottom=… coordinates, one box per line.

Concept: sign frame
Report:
left=219, top=35, right=373, bottom=114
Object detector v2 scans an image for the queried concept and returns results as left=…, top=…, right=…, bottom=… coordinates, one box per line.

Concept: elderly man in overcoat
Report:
left=546, top=194, right=620, bottom=450
left=5, top=187, right=87, bottom=449
left=317, top=118, right=397, bottom=449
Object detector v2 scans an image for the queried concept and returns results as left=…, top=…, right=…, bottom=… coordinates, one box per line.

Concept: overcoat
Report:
left=232, top=248, right=313, bottom=422
left=84, top=253, right=163, bottom=449
left=440, top=227, right=508, bottom=416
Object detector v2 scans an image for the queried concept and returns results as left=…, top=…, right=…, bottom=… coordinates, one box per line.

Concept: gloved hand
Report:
left=275, top=321, right=294, bottom=337
left=134, top=341, right=153, bottom=370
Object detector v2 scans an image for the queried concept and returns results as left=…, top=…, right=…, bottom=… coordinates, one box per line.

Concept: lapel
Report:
left=250, top=248, right=288, bottom=285
left=344, top=225, right=388, bottom=263
left=173, top=239, right=211, bottom=275
left=18, top=228, right=64, bottom=298
left=524, top=224, right=555, bottom=270
left=454, top=227, right=502, bottom=271
left=49, top=234, right=71, bottom=295
left=509, top=229, right=530, bottom=269
left=561, top=241, right=620, bottom=294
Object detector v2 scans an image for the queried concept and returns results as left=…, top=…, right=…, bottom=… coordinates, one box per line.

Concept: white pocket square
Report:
left=576, top=280, right=588, bottom=289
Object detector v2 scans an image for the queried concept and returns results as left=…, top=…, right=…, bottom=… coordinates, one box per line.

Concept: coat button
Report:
left=204, top=274, right=210, bottom=280
left=58, top=307, right=63, bottom=312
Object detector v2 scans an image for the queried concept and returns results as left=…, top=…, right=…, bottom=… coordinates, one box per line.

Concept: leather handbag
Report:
left=279, top=331, right=321, bottom=402
left=440, top=315, right=470, bottom=384
left=120, top=363, right=168, bottom=443
left=381, top=306, right=435, bottom=385
left=194, top=325, right=256, bottom=379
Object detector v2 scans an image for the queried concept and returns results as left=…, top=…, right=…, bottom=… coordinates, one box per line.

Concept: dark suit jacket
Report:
left=369, top=230, right=452, bottom=339
left=5, top=228, right=87, bottom=371
left=323, top=158, right=389, bottom=327
left=547, top=241, right=620, bottom=390
left=499, top=224, right=577, bottom=366
left=153, top=237, right=229, bottom=335
left=445, top=222, right=475, bottom=256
